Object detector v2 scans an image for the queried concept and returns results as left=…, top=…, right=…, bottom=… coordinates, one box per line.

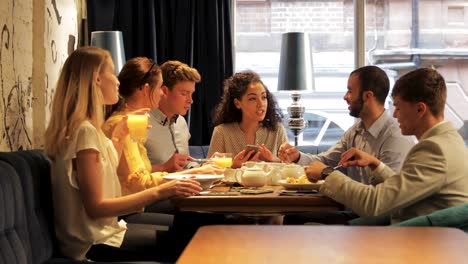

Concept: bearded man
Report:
left=279, top=66, right=414, bottom=184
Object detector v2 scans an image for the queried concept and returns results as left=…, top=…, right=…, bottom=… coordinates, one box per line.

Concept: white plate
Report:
left=279, top=179, right=324, bottom=190
left=163, top=174, right=223, bottom=189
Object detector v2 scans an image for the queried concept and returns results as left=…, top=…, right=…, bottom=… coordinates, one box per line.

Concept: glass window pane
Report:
left=366, top=0, right=468, bottom=145
left=235, top=0, right=355, bottom=146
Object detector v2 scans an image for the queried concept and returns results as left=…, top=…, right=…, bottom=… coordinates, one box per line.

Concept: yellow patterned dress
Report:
left=102, top=109, right=167, bottom=196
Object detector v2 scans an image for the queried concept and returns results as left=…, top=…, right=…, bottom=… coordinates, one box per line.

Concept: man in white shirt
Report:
left=145, top=60, right=201, bottom=172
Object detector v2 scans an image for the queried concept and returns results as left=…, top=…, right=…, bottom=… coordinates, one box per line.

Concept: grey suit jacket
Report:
left=320, top=121, right=468, bottom=222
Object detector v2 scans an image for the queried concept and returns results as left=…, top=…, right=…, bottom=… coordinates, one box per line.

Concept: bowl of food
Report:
left=163, top=174, right=224, bottom=190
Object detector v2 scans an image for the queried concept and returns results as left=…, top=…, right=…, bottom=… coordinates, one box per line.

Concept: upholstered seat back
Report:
left=189, top=145, right=210, bottom=159
left=394, top=203, right=468, bottom=232
left=0, top=151, right=56, bottom=263
left=0, top=150, right=161, bottom=264
left=0, top=160, right=31, bottom=263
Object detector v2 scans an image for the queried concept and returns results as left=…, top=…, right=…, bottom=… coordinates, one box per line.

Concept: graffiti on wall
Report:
left=44, top=0, right=78, bottom=124
left=0, top=2, right=33, bottom=151
left=0, top=0, right=77, bottom=151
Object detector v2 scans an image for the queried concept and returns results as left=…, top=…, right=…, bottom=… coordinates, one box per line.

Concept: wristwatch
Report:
left=320, top=166, right=335, bottom=180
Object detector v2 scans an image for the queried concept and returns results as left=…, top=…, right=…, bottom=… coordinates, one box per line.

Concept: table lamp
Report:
left=277, top=32, right=314, bottom=146
left=90, top=31, right=126, bottom=75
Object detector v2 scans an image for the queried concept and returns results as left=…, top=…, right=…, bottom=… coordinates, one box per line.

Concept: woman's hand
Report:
left=110, top=116, right=130, bottom=143
left=156, top=178, right=202, bottom=199
left=232, top=149, right=260, bottom=168
left=257, top=144, right=274, bottom=162
left=278, top=143, right=300, bottom=163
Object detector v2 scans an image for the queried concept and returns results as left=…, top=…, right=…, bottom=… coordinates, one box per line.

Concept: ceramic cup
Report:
left=281, top=164, right=304, bottom=179
left=224, top=168, right=242, bottom=184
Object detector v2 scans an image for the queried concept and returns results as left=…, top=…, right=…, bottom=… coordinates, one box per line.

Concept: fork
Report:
left=333, top=164, right=343, bottom=170
left=208, top=180, right=225, bottom=189
left=193, top=158, right=210, bottom=164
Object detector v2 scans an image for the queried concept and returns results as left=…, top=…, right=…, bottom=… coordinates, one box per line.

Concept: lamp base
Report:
left=287, top=92, right=306, bottom=146
left=291, top=128, right=303, bottom=147
left=288, top=118, right=305, bottom=129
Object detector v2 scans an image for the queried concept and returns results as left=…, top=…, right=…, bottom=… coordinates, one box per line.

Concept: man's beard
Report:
left=349, top=94, right=364, bottom=118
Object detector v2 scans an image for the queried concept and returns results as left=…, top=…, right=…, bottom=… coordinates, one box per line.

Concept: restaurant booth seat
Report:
left=393, top=203, right=468, bottom=232
left=0, top=150, right=160, bottom=264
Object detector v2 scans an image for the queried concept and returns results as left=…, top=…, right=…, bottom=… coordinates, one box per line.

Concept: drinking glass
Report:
left=212, top=153, right=233, bottom=168
left=127, top=114, right=148, bottom=142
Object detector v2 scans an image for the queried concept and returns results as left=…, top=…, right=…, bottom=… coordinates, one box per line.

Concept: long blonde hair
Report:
left=45, top=47, right=111, bottom=159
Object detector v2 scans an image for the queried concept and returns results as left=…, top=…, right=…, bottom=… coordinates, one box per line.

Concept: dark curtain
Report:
left=87, top=0, right=233, bottom=145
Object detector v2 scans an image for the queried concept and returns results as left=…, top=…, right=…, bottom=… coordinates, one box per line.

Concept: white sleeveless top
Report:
left=50, top=120, right=126, bottom=260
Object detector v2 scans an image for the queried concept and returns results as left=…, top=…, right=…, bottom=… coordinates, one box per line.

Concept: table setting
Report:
left=186, top=160, right=324, bottom=197
left=166, top=157, right=343, bottom=215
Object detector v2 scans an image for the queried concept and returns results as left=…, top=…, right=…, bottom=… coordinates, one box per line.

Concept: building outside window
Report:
left=235, top=0, right=468, bottom=146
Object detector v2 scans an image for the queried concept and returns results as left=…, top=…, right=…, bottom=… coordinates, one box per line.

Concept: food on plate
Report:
left=286, top=175, right=324, bottom=184
left=286, top=175, right=309, bottom=184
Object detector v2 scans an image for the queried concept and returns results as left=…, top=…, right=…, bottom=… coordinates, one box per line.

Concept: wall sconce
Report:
left=90, top=31, right=126, bottom=75
left=277, top=32, right=314, bottom=146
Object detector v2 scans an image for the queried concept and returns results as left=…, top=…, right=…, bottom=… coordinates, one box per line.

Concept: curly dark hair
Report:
left=213, top=70, right=283, bottom=131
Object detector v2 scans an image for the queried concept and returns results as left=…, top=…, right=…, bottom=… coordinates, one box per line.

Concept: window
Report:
left=235, top=0, right=355, bottom=146
left=235, top=0, right=468, bottom=146
left=366, top=0, right=468, bottom=145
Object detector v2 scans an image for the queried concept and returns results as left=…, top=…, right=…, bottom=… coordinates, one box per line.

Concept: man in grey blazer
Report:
left=306, top=68, right=468, bottom=223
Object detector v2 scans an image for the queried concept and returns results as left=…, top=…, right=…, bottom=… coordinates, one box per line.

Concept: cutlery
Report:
left=208, top=180, right=224, bottom=189
left=333, top=164, right=343, bottom=170
left=193, top=158, right=210, bottom=164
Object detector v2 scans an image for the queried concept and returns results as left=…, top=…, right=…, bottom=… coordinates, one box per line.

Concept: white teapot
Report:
left=236, top=167, right=268, bottom=187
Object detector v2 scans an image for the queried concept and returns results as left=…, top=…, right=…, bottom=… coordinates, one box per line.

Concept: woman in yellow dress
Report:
left=103, top=57, right=222, bottom=202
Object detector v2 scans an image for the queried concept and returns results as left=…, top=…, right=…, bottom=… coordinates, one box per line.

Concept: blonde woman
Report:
left=45, top=47, right=201, bottom=261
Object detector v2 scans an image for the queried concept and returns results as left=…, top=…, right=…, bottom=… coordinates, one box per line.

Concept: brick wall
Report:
left=236, top=0, right=364, bottom=51
left=236, top=0, right=468, bottom=51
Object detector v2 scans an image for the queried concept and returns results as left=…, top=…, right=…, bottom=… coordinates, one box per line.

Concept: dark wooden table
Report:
left=171, top=185, right=343, bottom=214
left=177, top=225, right=468, bottom=264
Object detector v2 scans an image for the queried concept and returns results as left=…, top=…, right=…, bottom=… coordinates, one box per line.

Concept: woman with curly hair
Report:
left=208, top=70, right=288, bottom=168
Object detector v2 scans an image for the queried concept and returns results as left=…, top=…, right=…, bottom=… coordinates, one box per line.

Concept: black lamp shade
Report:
left=277, top=32, right=314, bottom=91
left=90, top=31, right=126, bottom=75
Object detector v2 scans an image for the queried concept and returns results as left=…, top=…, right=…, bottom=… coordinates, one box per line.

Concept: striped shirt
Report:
left=207, top=122, right=288, bottom=158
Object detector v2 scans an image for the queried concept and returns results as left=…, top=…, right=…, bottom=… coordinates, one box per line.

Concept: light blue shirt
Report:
left=145, top=109, right=198, bottom=169
left=297, top=111, right=414, bottom=184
